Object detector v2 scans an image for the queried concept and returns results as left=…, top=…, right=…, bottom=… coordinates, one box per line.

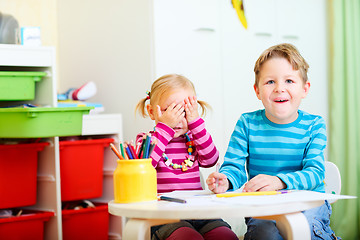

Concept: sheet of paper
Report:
left=159, top=190, right=221, bottom=206
left=160, top=190, right=356, bottom=207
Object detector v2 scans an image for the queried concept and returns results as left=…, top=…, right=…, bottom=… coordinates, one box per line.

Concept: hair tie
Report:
left=146, top=91, right=150, bottom=100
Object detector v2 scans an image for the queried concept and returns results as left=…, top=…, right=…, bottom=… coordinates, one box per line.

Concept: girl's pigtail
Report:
left=135, top=97, right=149, bottom=118
left=197, top=100, right=211, bottom=117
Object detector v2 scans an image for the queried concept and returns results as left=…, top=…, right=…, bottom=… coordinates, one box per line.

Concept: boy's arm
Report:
left=188, top=117, right=219, bottom=167
left=219, top=116, right=248, bottom=190
left=145, top=122, right=175, bottom=167
left=276, top=117, right=327, bottom=191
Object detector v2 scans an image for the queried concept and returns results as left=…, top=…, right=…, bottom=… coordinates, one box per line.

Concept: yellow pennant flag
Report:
left=232, top=0, right=248, bottom=29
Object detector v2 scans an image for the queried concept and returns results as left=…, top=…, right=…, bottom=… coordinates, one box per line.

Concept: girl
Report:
left=135, top=74, right=238, bottom=240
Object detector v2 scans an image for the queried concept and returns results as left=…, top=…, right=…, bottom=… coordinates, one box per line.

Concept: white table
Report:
left=108, top=191, right=327, bottom=240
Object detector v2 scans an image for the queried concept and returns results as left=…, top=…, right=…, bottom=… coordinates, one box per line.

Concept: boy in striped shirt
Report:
left=206, top=43, right=339, bottom=240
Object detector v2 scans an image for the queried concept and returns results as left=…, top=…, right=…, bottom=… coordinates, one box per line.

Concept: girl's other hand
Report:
left=184, top=96, right=199, bottom=123
left=155, top=103, right=185, bottom=128
left=242, top=174, right=286, bottom=192
left=206, top=172, right=229, bottom=194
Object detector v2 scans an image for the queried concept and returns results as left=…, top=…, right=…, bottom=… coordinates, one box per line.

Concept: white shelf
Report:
left=0, top=44, right=55, bottom=67
left=0, top=45, right=123, bottom=240
left=82, top=114, right=123, bottom=137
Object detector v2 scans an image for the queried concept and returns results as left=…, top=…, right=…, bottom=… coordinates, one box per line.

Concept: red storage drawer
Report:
left=62, top=202, right=109, bottom=240
left=0, top=142, right=49, bottom=209
left=59, top=138, right=113, bottom=201
left=0, top=210, right=54, bottom=240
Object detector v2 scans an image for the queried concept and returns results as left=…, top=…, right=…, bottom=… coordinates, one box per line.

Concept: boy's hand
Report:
left=155, top=103, right=185, bottom=128
left=184, top=96, right=199, bottom=123
left=242, top=174, right=286, bottom=192
left=206, top=172, right=229, bottom=194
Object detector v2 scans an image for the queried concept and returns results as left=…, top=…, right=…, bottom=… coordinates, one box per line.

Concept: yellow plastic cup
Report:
left=113, top=159, right=157, bottom=203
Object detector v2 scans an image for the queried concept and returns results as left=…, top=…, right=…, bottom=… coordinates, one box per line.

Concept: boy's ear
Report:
left=253, top=84, right=261, bottom=100
left=147, top=104, right=156, bottom=120
left=302, top=81, right=311, bottom=98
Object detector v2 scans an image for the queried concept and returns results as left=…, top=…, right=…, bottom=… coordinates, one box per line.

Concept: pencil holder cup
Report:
left=113, top=159, right=157, bottom=203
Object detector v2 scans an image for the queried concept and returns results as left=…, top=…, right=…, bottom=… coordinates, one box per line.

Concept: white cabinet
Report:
left=153, top=0, right=328, bottom=156
left=0, top=44, right=123, bottom=240
left=153, top=0, right=225, bottom=153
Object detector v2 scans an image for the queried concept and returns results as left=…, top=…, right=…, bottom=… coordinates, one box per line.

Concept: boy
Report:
left=206, top=43, right=339, bottom=239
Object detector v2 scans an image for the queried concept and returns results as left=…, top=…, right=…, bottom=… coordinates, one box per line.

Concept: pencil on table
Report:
left=159, top=196, right=187, bottom=204
left=216, top=191, right=281, bottom=198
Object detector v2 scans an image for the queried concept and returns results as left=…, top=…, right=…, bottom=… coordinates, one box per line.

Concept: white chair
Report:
left=324, top=161, right=341, bottom=203
left=256, top=161, right=342, bottom=240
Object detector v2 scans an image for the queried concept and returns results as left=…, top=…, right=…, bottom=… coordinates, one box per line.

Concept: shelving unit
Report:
left=0, top=44, right=123, bottom=240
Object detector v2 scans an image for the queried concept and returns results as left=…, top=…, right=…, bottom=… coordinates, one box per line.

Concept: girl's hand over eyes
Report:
left=184, top=96, right=199, bottom=123
left=155, top=102, right=185, bottom=128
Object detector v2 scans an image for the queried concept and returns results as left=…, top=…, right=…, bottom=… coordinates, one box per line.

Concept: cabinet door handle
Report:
left=282, top=35, right=299, bottom=40
left=255, top=32, right=272, bottom=37
left=194, top=27, right=216, bottom=32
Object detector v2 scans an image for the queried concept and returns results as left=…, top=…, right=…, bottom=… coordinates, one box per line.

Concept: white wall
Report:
left=57, top=0, right=155, bottom=141
left=0, top=0, right=58, bottom=46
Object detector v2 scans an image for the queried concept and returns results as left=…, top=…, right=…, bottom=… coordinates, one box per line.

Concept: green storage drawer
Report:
left=0, top=107, right=93, bottom=138
left=0, top=71, right=46, bottom=100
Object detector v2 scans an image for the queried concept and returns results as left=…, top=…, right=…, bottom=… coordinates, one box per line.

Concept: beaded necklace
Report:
left=163, top=133, right=195, bottom=172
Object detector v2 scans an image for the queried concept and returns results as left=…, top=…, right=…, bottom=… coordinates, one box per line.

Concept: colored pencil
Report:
left=143, top=134, right=151, bottom=158
left=159, top=196, right=187, bottom=204
left=216, top=190, right=290, bottom=198
left=109, top=143, right=124, bottom=160
left=119, top=142, right=126, bottom=159
left=125, top=144, right=134, bottom=159
left=148, top=141, right=156, bottom=157
left=129, top=141, right=137, bottom=159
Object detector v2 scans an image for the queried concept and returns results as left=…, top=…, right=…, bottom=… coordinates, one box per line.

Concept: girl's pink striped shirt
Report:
left=136, top=117, right=219, bottom=193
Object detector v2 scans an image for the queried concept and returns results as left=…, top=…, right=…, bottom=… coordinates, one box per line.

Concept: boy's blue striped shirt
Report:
left=221, top=109, right=326, bottom=192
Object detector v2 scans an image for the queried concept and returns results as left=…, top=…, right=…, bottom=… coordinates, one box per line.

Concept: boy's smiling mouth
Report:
left=274, top=98, right=289, bottom=103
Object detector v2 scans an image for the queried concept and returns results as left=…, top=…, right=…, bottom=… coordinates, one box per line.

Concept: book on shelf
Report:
left=57, top=100, right=104, bottom=114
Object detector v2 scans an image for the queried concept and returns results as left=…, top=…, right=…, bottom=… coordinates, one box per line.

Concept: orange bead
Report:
left=182, top=162, right=188, bottom=171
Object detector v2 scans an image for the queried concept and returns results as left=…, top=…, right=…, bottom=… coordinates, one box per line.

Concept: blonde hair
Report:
left=254, top=43, right=309, bottom=87
left=135, top=74, right=210, bottom=118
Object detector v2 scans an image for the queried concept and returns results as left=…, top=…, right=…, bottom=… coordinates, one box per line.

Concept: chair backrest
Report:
left=324, top=161, right=341, bottom=204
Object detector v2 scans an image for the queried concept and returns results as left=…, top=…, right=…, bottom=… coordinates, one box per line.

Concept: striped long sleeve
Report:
left=220, top=109, right=327, bottom=193
left=137, top=117, right=219, bottom=193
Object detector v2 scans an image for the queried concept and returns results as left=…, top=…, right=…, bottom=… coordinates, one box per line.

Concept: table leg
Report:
left=123, top=218, right=180, bottom=240
left=256, top=212, right=310, bottom=240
